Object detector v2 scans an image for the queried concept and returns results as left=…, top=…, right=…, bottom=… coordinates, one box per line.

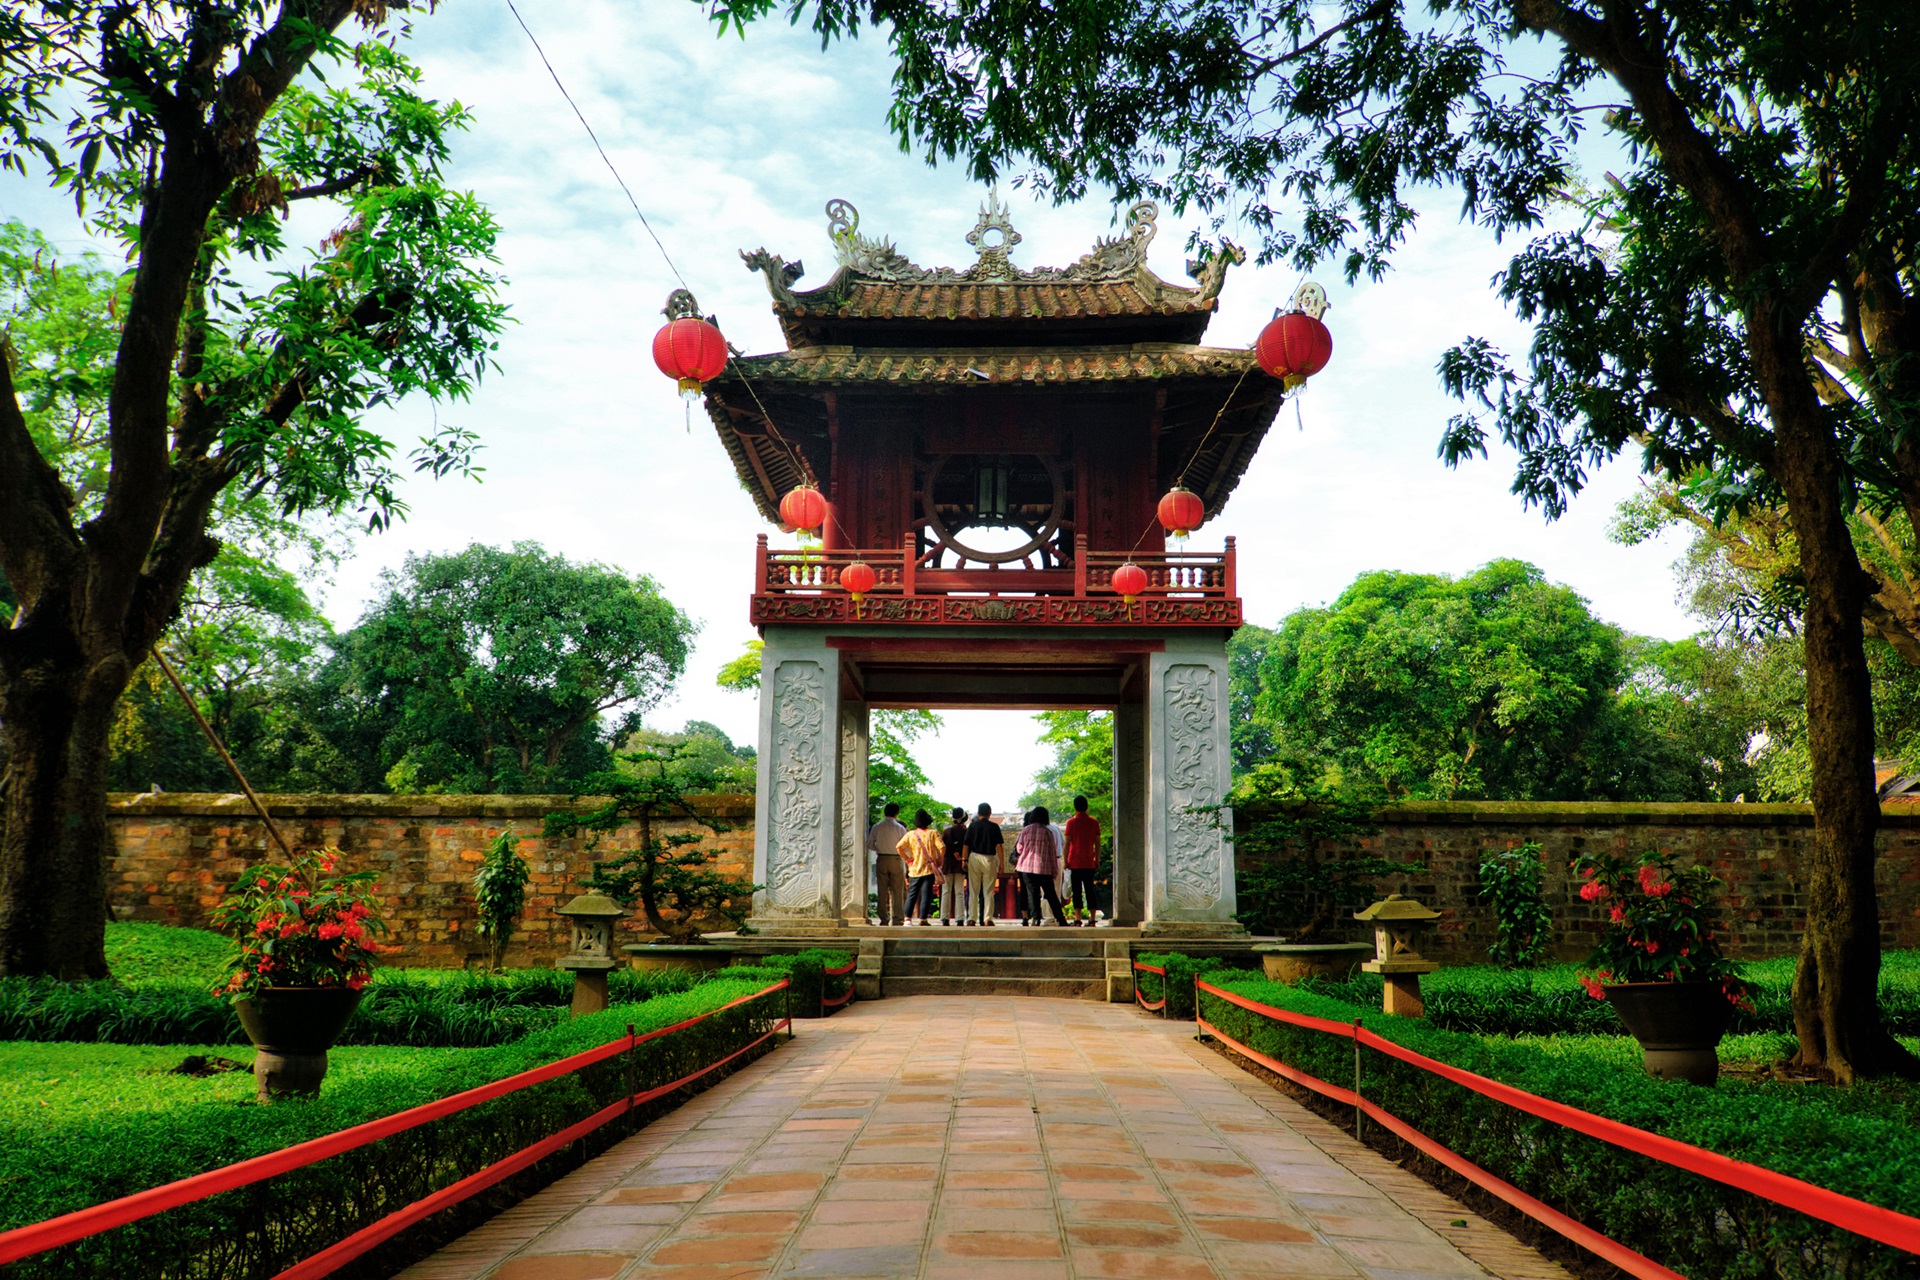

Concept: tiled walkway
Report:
left=399, top=998, right=1572, bottom=1280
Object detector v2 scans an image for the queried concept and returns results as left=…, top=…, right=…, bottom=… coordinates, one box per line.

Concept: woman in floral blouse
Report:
left=898, top=809, right=944, bottom=926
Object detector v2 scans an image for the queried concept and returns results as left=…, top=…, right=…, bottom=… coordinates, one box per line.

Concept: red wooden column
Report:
left=901, top=532, right=916, bottom=597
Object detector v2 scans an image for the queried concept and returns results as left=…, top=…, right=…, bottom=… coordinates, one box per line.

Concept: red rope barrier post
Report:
left=1352, top=1017, right=1364, bottom=1142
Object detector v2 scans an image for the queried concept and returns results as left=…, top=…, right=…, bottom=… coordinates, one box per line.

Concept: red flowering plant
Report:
left=1569, top=849, right=1749, bottom=1007
left=209, top=848, right=388, bottom=999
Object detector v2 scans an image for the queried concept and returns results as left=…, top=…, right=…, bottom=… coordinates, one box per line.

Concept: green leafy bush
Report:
left=3, top=976, right=789, bottom=1279
left=1475, top=842, right=1550, bottom=968
left=729, top=951, right=853, bottom=1018
left=1135, top=951, right=1257, bottom=1020
left=1297, top=955, right=1920, bottom=1038
left=472, top=830, right=532, bottom=970
left=1197, top=973, right=1920, bottom=1280
left=0, top=965, right=714, bottom=1046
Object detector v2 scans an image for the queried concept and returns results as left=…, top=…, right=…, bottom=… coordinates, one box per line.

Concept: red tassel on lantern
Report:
left=1157, top=487, right=1205, bottom=539
left=840, top=561, right=877, bottom=602
left=1112, top=562, right=1147, bottom=605
left=1255, top=311, right=1333, bottom=389
left=653, top=290, right=728, bottom=400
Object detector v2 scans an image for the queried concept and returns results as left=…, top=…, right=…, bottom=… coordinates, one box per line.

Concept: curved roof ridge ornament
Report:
left=1186, top=239, right=1248, bottom=303
left=962, top=189, right=1023, bottom=280
left=824, top=197, right=923, bottom=281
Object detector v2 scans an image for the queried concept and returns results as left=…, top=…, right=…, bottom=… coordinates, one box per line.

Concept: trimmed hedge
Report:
left=1198, top=974, right=1920, bottom=1280
left=0, top=967, right=710, bottom=1047
left=721, top=951, right=853, bottom=1019
left=1298, top=952, right=1920, bottom=1038
left=4, top=974, right=789, bottom=1279
left=1134, top=951, right=1258, bottom=1020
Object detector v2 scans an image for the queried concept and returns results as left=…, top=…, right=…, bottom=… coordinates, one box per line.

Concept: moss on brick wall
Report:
left=107, top=793, right=755, bottom=967
left=108, top=794, right=1920, bottom=964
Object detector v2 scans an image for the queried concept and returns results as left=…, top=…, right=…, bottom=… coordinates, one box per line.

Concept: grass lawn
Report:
left=0, top=1040, right=485, bottom=1128
left=103, top=921, right=234, bottom=989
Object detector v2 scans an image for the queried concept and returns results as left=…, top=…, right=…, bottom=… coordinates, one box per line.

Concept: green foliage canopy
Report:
left=322, top=542, right=697, bottom=795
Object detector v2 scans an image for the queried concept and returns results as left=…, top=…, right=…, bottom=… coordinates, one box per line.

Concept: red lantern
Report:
left=1157, top=486, right=1205, bottom=539
left=839, top=561, right=877, bottom=602
left=1112, top=562, right=1148, bottom=604
left=653, top=290, right=728, bottom=400
left=1255, top=311, right=1333, bottom=389
left=779, top=485, right=828, bottom=533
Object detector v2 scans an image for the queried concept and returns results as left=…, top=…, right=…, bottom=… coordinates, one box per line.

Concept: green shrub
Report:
left=0, top=965, right=723, bottom=1047
left=1197, top=974, right=1920, bottom=1280
left=1135, top=951, right=1257, bottom=1020
left=1297, top=955, right=1920, bottom=1038
left=1476, top=842, right=1551, bottom=968
left=3, top=978, right=788, bottom=1279
left=734, top=951, right=852, bottom=1018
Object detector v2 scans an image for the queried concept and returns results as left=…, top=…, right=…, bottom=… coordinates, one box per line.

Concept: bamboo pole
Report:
left=150, top=646, right=295, bottom=860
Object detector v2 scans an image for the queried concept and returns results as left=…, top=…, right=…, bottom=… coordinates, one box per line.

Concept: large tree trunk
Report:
left=0, top=631, right=131, bottom=979
left=1770, top=345, right=1917, bottom=1082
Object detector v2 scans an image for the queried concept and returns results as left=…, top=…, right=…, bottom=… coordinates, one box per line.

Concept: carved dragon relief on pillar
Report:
left=1162, top=664, right=1225, bottom=910
left=766, top=661, right=827, bottom=909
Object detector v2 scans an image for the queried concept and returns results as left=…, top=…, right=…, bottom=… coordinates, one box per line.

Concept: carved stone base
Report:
left=568, top=969, right=610, bottom=1017
left=254, top=1050, right=327, bottom=1101
left=1139, top=920, right=1248, bottom=939
left=1381, top=973, right=1426, bottom=1018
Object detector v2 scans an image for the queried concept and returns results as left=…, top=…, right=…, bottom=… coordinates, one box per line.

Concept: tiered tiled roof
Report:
left=706, top=196, right=1285, bottom=525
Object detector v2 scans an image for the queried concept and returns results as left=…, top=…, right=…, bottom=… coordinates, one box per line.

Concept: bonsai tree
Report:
left=1228, top=761, right=1412, bottom=940
left=543, top=745, right=757, bottom=941
left=472, top=830, right=531, bottom=971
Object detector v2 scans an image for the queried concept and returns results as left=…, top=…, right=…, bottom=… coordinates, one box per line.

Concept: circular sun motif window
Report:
left=921, top=453, right=1068, bottom=566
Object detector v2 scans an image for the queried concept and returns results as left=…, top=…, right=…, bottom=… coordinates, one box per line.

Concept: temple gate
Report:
left=702, top=197, right=1289, bottom=938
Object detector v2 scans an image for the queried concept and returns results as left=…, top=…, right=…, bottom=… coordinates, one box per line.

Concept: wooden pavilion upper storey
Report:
left=704, top=197, right=1285, bottom=628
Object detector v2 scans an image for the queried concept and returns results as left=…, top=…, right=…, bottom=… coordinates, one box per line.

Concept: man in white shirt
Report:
left=866, top=802, right=908, bottom=926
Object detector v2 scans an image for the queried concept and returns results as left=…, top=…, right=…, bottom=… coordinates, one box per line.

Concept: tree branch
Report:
left=0, top=342, right=84, bottom=628
left=1246, top=0, right=1396, bottom=78
left=282, top=163, right=384, bottom=202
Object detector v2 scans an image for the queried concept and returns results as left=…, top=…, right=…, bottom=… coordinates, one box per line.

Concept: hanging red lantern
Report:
left=1112, top=562, right=1148, bottom=605
left=1156, top=486, right=1205, bottom=539
left=839, top=561, right=877, bottom=602
left=1255, top=311, right=1333, bottom=390
left=779, top=485, right=828, bottom=533
left=653, top=289, right=728, bottom=400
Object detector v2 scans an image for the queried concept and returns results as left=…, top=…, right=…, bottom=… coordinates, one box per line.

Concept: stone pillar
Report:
left=836, top=699, right=870, bottom=922
left=1111, top=698, right=1146, bottom=926
left=749, top=633, right=844, bottom=933
left=1143, top=637, right=1241, bottom=933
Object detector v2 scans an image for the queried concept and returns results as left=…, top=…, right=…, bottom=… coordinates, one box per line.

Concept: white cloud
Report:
left=1, top=0, right=1695, bottom=805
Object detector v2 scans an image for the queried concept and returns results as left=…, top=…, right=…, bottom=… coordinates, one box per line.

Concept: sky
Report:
left=2, top=1, right=1696, bottom=808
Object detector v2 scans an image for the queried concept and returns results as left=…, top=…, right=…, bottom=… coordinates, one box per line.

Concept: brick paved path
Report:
left=399, top=998, right=1572, bottom=1280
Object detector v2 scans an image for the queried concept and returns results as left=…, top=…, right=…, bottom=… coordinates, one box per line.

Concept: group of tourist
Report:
left=866, top=797, right=1102, bottom=926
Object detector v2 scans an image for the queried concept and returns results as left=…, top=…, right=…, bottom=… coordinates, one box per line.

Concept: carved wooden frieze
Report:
left=766, top=660, right=827, bottom=909
left=751, top=595, right=1241, bottom=627
left=1162, top=663, right=1224, bottom=910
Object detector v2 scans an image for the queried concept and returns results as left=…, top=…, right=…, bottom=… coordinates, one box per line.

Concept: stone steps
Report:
left=873, top=933, right=1127, bottom=1001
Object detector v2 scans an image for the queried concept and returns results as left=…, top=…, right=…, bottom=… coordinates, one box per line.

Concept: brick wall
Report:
left=1310, top=801, right=1920, bottom=960
left=109, top=793, right=754, bottom=968
left=108, top=795, right=1920, bottom=965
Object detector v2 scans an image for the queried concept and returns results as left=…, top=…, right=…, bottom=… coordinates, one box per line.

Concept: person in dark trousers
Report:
left=898, top=809, right=943, bottom=924
left=1015, top=805, right=1069, bottom=926
left=962, top=802, right=1003, bottom=926
left=939, top=806, right=968, bottom=925
left=1063, top=794, right=1101, bottom=925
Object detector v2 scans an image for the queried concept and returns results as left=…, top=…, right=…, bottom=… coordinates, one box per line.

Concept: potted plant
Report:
left=211, top=848, right=387, bottom=1100
left=1572, top=849, right=1749, bottom=1085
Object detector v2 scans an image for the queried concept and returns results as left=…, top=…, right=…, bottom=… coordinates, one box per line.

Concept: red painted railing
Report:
left=756, top=532, right=1235, bottom=600
left=821, top=958, right=857, bottom=1010
left=0, top=980, right=791, bottom=1273
left=1194, top=978, right=1920, bottom=1275
left=1133, top=959, right=1167, bottom=1013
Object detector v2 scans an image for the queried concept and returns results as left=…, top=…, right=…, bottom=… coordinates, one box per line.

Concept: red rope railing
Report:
left=0, top=980, right=791, bottom=1270
left=1133, top=959, right=1167, bottom=1013
left=1195, top=978, right=1920, bottom=1266
left=821, top=958, right=856, bottom=1009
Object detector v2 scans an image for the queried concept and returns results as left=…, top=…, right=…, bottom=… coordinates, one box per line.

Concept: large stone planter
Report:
left=1253, top=942, right=1376, bottom=984
left=1603, top=980, right=1733, bottom=1085
left=235, top=986, right=365, bottom=1101
left=624, top=942, right=733, bottom=974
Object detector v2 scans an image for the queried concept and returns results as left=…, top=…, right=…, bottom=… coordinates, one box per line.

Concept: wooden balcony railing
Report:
left=755, top=533, right=1236, bottom=599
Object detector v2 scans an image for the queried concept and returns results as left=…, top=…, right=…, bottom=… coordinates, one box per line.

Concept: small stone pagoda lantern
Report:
left=1355, top=894, right=1442, bottom=1017
left=555, top=889, right=626, bottom=1017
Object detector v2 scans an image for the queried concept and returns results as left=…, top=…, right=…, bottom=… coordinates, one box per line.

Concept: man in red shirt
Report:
left=1062, top=795, right=1102, bottom=925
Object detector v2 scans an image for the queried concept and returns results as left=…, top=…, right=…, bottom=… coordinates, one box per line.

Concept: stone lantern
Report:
left=555, top=889, right=626, bottom=1017
left=1354, top=893, right=1441, bottom=1017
